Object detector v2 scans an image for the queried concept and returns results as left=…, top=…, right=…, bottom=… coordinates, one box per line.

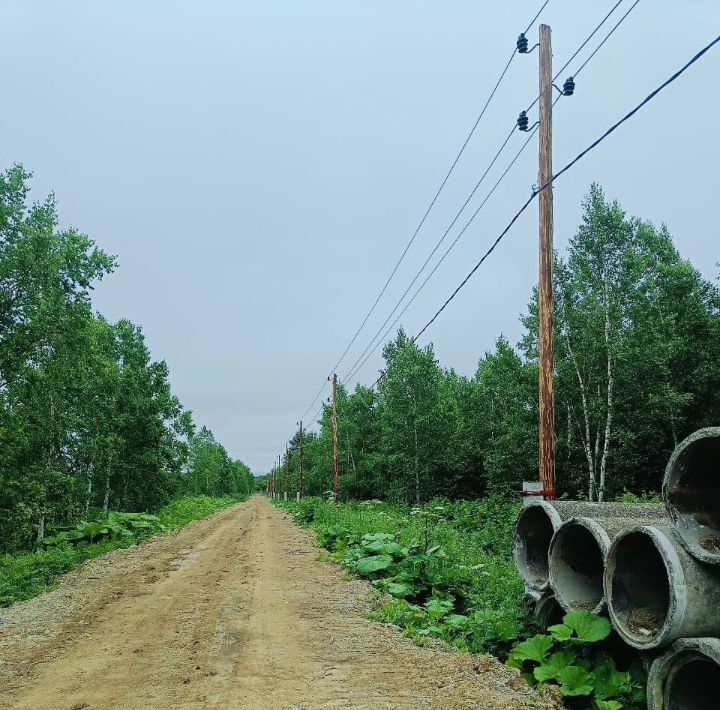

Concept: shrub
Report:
left=508, top=611, right=646, bottom=709
left=277, top=497, right=529, bottom=656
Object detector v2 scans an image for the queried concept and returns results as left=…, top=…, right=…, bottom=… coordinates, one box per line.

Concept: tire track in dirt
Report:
left=0, top=496, right=555, bottom=709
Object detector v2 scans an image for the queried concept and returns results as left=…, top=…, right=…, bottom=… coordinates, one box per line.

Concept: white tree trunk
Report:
left=565, top=329, right=596, bottom=500
left=102, top=474, right=110, bottom=517
left=414, top=422, right=420, bottom=505
left=598, top=283, right=614, bottom=502
left=85, top=468, right=93, bottom=514
left=36, top=515, right=45, bottom=546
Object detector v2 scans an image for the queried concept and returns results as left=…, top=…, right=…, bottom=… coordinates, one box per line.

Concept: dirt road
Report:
left=0, top=496, right=553, bottom=709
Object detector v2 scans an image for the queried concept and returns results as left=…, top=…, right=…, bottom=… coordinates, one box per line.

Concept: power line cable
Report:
left=292, top=0, right=640, bottom=450
left=346, top=0, right=646, bottom=385
left=342, top=124, right=517, bottom=381
left=525, top=0, right=552, bottom=33
left=345, top=126, right=539, bottom=384
left=299, top=379, right=328, bottom=424
left=326, top=0, right=552, bottom=376
left=297, top=1, right=651, bottom=445
left=298, top=0, right=635, bottom=425
left=412, top=32, right=720, bottom=344
left=526, top=0, right=624, bottom=113
left=573, top=0, right=641, bottom=78
left=343, top=1, right=636, bottom=384
left=295, top=0, right=552, bottom=421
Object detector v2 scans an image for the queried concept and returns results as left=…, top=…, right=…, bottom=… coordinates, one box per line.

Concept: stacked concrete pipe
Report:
left=512, top=500, right=665, bottom=593
left=604, top=524, right=720, bottom=649
left=548, top=512, right=668, bottom=614
left=512, top=428, right=720, bottom=707
left=524, top=588, right=564, bottom=629
left=647, top=637, right=720, bottom=710
left=663, top=427, right=720, bottom=564
left=602, top=429, right=720, bottom=654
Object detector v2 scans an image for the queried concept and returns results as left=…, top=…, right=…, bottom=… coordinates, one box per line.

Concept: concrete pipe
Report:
left=531, top=591, right=565, bottom=629
left=604, top=525, right=720, bottom=649
left=648, top=637, right=720, bottom=710
left=513, top=500, right=665, bottom=591
left=524, top=587, right=565, bottom=629
left=549, top=514, right=668, bottom=614
left=663, top=426, right=720, bottom=564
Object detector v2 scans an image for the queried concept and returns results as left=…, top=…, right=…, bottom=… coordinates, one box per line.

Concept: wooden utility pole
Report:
left=298, top=420, right=304, bottom=499
left=332, top=373, right=339, bottom=503
left=538, top=24, right=556, bottom=499
left=284, top=443, right=289, bottom=501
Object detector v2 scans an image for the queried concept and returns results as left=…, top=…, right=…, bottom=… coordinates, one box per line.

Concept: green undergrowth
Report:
left=276, top=496, right=530, bottom=658
left=276, top=496, right=647, bottom=709
left=0, top=494, right=243, bottom=607
left=509, top=611, right=645, bottom=710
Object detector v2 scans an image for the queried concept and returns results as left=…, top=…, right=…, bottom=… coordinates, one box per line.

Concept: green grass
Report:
left=156, top=495, right=241, bottom=529
left=0, top=494, right=243, bottom=608
left=277, top=496, right=531, bottom=657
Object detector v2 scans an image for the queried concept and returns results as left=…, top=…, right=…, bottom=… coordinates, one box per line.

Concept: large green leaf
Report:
left=551, top=611, right=611, bottom=643
left=79, top=521, right=107, bottom=535
left=511, top=634, right=554, bottom=663
left=362, top=539, right=406, bottom=556
left=353, top=555, right=393, bottom=574
left=424, top=597, right=454, bottom=619
left=533, top=650, right=577, bottom=682
left=42, top=530, right=85, bottom=545
left=548, top=623, right=573, bottom=641
left=558, top=665, right=594, bottom=696
left=387, top=581, right=415, bottom=598
left=444, top=614, right=470, bottom=630
left=362, top=533, right=396, bottom=544
left=595, top=701, right=623, bottom=710
left=328, top=525, right=350, bottom=536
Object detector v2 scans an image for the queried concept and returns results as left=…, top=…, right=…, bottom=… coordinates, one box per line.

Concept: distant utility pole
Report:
left=298, top=420, right=304, bottom=500
left=284, top=443, right=289, bottom=501
left=332, top=373, right=339, bottom=503
left=538, top=23, right=556, bottom=499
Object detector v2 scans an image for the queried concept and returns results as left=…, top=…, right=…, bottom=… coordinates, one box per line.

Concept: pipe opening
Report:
left=665, top=656, right=720, bottom=710
left=550, top=522, right=604, bottom=611
left=666, top=430, right=720, bottom=560
left=608, top=531, right=670, bottom=644
left=534, top=594, right=565, bottom=629
left=513, top=504, right=557, bottom=588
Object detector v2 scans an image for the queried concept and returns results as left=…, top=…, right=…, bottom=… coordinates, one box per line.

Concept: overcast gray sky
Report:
left=2, top=1, right=718, bottom=473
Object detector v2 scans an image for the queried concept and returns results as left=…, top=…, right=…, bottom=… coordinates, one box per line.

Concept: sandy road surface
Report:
left=0, top=496, right=554, bottom=710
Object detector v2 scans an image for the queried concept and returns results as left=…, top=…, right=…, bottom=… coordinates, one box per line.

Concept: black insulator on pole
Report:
left=517, top=110, right=529, bottom=131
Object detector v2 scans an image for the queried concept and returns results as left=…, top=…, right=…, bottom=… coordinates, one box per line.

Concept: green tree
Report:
left=377, top=330, right=449, bottom=503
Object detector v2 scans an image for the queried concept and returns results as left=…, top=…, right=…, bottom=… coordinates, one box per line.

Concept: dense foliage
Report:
left=272, top=185, right=720, bottom=503
left=280, top=496, right=529, bottom=657
left=0, top=165, right=253, bottom=553
left=508, top=612, right=645, bottom=709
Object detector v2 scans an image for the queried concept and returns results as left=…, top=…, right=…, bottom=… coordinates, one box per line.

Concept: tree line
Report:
left=0, top=165, right=253, bottom=553
left=272, top=184, right=720, bottom=504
